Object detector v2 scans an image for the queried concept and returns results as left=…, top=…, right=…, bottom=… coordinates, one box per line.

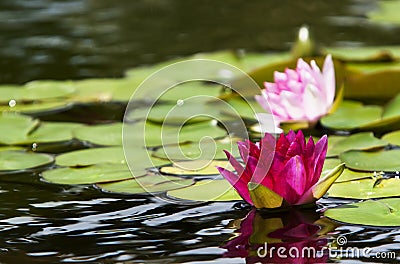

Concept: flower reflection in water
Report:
left=222, top=209, right=338, bottom=263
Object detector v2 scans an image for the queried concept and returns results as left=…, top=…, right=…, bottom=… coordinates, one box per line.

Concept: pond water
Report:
left=1, top=0, right=400, bottom=263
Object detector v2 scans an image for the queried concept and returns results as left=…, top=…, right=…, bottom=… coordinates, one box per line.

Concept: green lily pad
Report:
left=345, top=71, right=400, bottom=101
left=222, top=97, right=265, bottom=121
left=155, top=81, right=224, bottom=103
left=0, top=81, right=75, bottom=104
left=125, top=120, right=228, bottom=148
left=0, top=113, right=39, bottom=145
left=97, top=175, right=194, bottom=194
left=346, top=62, right=400, bottom=74
left=382, top=130, right=400, bottom=146
left=167, top=179, right=242, bottom=201
left=56, top=147, right=126, bottom=167
left=325, top=198, right=400, bottom=227
left=368, top=0, right=400, bottom=25
left=323, top=46, right=400, bottom=61
left=322, top=158, right=343, bottom=175
left=321, top=101, right=382, bottom=130
left=42, top=163, right=137, bottom=185
left=56, top=147, right=168, bottom=174
left=127, top=98, right=226, bottom=124
left=23, top=80, right=75, bottom=101
left=336, top=169, right=378, bottom=183
left=25, top=122, right=82, bottom=144
left=73, top=123, right=123, bottom=146
left=153, top=137, right=240, bottom=161
left=327, top=132, right=388, bottom=157
left=327, top=178, right=400, bottom=199
left=340, top=149, right=400, bottom=171
left=0, top=150, right=53, bottom=173
left=240, top=52, right=292, bottom=72
left=71, top=78, right=145, bottom=103
left=0, top=85, right=23, bottom=104
left=0, top=101, right=72, bottom=115
left=383, top=93, right=400, bottom=119
left=160, top=160, right=234, bottom=176
left=75, top=120, right=227, bottom=148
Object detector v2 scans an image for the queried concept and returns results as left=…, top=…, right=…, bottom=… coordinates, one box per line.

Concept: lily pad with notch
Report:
left=325, top=198, right=400, bottom=227
left=327, top=178, right=400, bottom=199
left=339, top=149, right=400, bottom=172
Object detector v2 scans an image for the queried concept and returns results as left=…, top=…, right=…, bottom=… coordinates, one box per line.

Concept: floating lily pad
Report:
left=335, top=169, right=377, bottom=183
left=97, top=175, right=194, bottom=194
left=340, top=149, right=400, bottom=171
left=167, top=179, right=242, bottom=201
left=327, top=178, right=400, bottom=199
left=0, top=85, right=24, bottom=104
left=322, top=159, right=343, bottom=175
left=325, top=198, right=400, bottom=227
left=23, top=80, right=76, bottom=101
left=382, top=130, right=400, bottom=146
left=222, top=97, right=265, bottom=121
left=56, top=147, right=168, bottom=174
left=25, top=122, right=82, bottom=144
left=76, top=120, right=227, bottom=148
left=56, top=147, right=126, bottom=167
left=345, top=71, right=400, bottom=101
left=383, top=93, right=400, bottom=119
left=0, top=150, right=53, bottom=173
left=127, top=98, right=226, bottom=124
left=346, top=62, right=400, bottom=74
left=0, top=113, right=39, bottom=145
left=323, top=46, right=400, bottom=61
left=73, top=123, right=123, bottom=146
left=42, top=163, right=137, bottom=185
left=0, top=81, right=75, bottom=104
left=368, top=0, right=400, bottom=25
left=0, top=101, right=72, bottom=115
left=71, top=78, right=144, bottom=103
left=321, top=101, right=382, bottom=130
left=153, top=137, right=240, bottom=161
left=156, top=81, right=224, bottom=103
left=160, top=160, right=234, bottom=176
left=327, top=132, right=387, bottom=157
left=126, top=120, right=228, bottom=148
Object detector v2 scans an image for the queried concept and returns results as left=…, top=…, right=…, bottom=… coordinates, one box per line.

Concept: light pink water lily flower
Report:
left=217, top=131, right=344, bottom=209
left=255, top=55, right=335, bottom=124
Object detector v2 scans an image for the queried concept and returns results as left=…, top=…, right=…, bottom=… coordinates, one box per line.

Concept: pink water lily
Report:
left=217, top=131, right=344, bottom=209
left=255, top=55, right=335, bottom=124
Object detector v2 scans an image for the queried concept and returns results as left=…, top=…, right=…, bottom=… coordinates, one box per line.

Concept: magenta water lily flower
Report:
left=217, top=131, right=344, bottom=209
left=255, top=55, right=335, bottom=124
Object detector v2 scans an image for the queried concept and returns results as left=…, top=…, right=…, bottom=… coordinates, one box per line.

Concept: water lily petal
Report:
left=303, top=84, right=326, bottom=121
left=282, top=156, right=307, bottom=199
left=311, top=135, right=328, bottom=186
left=286, top=130, right=296, bottom=143
left=296, top=163, right=345, bottom=205
left=303, top=136, right=316, bottom=188
left=276, top=133, right=290, bottom=156
left=224, top=150, right=245, bottom=178
left=322, top=54, right=335, bottom=106
left=286, top=130, right=306, bottom=159
left=217, top=167, right=253, bottom=204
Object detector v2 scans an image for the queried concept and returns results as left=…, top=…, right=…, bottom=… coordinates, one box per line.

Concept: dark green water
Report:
left=0, top=0, right=400, bottom=263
